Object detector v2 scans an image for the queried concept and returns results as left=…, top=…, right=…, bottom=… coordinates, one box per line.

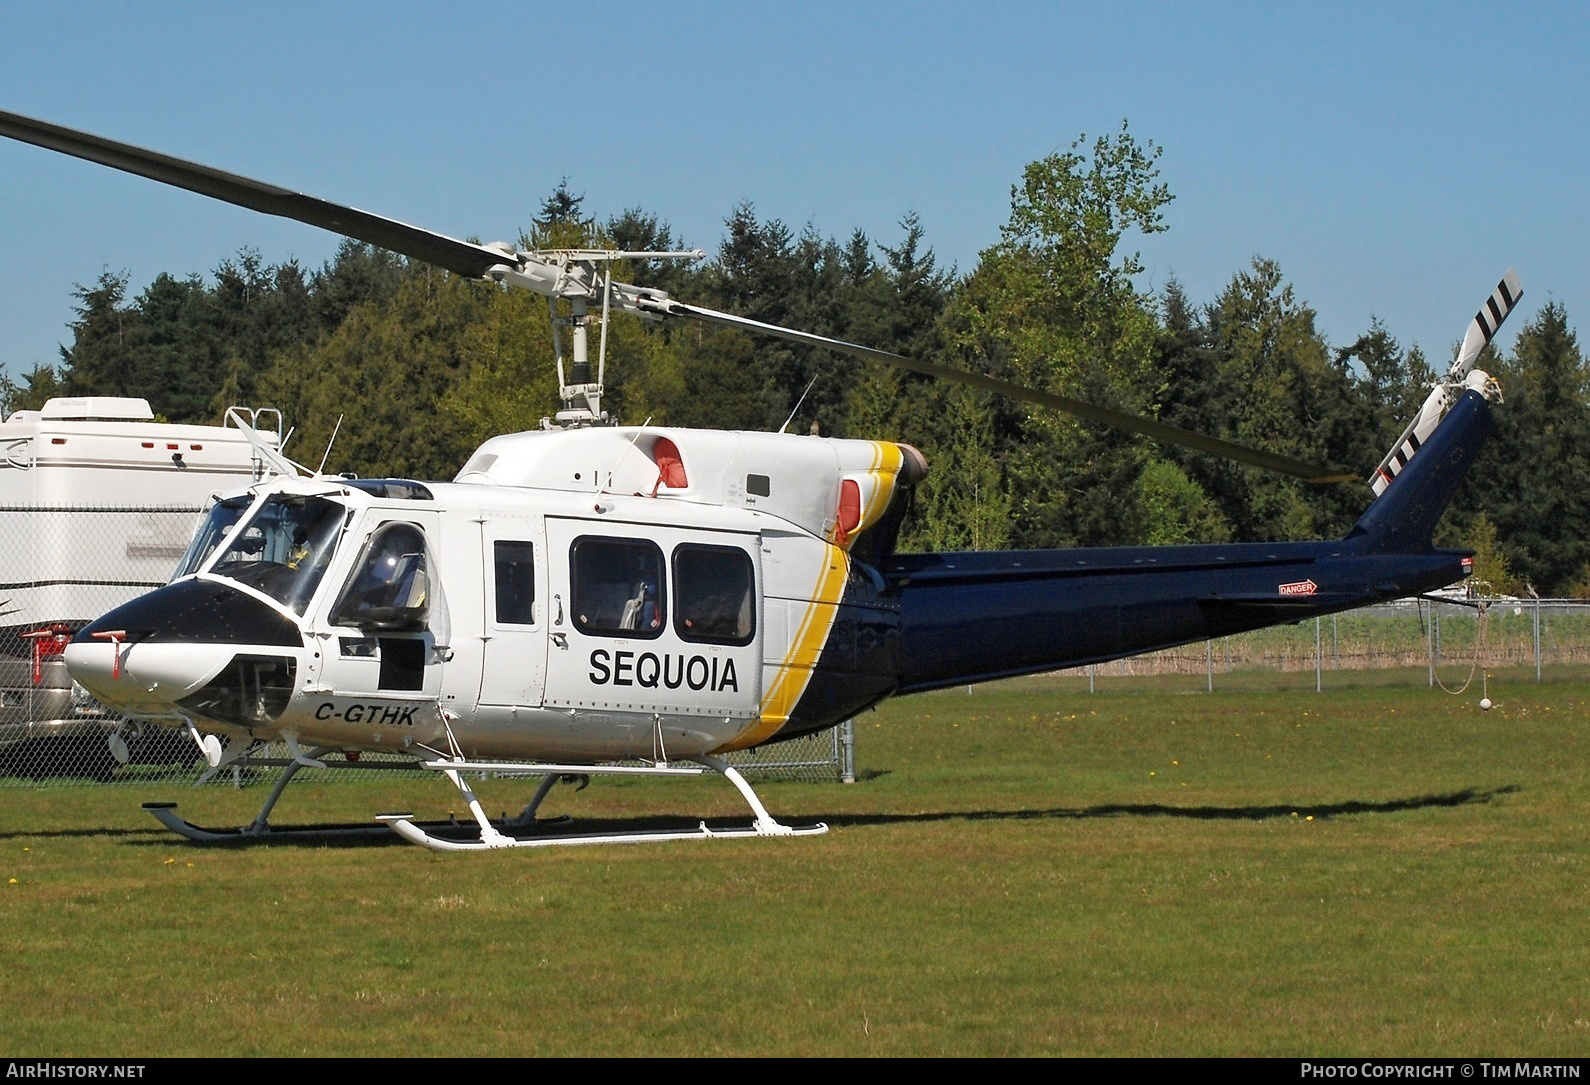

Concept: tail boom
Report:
left=890, top=543, right=1467, bottom=692
left=890, top=387, right=1492, bottom=693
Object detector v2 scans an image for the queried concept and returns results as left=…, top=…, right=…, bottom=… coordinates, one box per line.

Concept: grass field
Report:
left=2, top=675, right=1587, bottom=1057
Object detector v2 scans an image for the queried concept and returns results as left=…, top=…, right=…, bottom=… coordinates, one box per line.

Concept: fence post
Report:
left=839, top=718, right=855, bottom=784
left=1315, top=616, right=1323, bottom=692
left=1534, top=597, right=1542, bottom=683
left=1206, top=640, right=1214, bottom=692
left=1426, top=600, right=1435, bottom=688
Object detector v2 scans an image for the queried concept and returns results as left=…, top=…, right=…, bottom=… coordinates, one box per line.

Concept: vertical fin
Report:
left=1351, top=390, right=1491, bottom=552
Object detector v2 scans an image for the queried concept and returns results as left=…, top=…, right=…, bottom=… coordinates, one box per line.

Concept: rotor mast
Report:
left=485, top=247, right=705, bottom=426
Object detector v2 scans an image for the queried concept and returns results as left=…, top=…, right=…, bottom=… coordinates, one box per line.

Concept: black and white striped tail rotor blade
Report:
left=1450, top=268, right=1523, bottom=379
left=1370, top=269, right=1523, bottom=495
left=1369, top=385, right=1449, bottom=496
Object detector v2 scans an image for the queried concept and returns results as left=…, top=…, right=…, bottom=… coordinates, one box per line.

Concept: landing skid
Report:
left=141, top=801, right=528, bottom=844
left=381, top=754, right=828, bottom=851
left=379, top=815, right=828, bottom=851
left=140, top=748, right=827, bottom=850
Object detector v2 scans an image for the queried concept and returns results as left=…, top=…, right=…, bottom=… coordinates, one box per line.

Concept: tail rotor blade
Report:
left=1451, top=268, right=1523, bottom=379
left=1369, top=269, right=1523, bottom=495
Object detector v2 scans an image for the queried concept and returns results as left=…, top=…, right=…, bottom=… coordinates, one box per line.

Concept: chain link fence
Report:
left=0, top=506, right=204, bottom=784
left=1058, top=596, right=1590, bottom=692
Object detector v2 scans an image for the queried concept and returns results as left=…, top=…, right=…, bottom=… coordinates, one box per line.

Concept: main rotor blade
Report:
left=0, top=109, right=509, bottom=279
left=0, top=107, right=1355, bottom=484
left=664, top=302, right=1356, bottom=484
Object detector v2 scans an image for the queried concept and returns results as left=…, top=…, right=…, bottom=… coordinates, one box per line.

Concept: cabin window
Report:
left=673, top=544, right=755, bottom=646
left=493, top=541, right=536, bottom=625
left=747, top=474, right=771, bottom=497
left=571, top=537, right=666, bottom=639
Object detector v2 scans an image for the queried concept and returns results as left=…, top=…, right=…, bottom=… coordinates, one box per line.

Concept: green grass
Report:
left=2, top=677, right=1587, bottom=1056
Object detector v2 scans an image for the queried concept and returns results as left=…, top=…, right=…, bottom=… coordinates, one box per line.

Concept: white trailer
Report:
left=0, top=397, right=280, bottom=775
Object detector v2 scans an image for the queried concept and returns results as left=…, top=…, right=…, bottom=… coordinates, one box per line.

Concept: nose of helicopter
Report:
left=66, top=578, right=305, bottom=716
left=64, top=636, right=238, bottom=714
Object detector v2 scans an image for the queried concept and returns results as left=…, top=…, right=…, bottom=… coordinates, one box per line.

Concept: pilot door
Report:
left=307, top=513, right=449, bottom=719
left=542, top=518, right=762, bottom=725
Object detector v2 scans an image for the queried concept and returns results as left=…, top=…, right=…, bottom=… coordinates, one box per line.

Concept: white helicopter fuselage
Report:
left=60, top=397, right=1494, bottom=851
left=64, top=426, right=922, bottom=764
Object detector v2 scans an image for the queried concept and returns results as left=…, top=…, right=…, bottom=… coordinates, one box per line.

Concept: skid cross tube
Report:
left=379, top=754, right=827, bottom=851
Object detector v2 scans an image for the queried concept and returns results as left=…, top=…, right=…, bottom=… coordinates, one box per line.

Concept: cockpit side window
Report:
left=330, top=521, right=433, bottom=632
left=206, top=495, right=347, bottom=614
left=571, top=536, right=665, bottom=639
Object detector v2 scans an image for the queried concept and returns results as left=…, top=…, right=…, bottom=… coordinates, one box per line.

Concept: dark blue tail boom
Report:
left=886, top=390, right=1490, bottom=693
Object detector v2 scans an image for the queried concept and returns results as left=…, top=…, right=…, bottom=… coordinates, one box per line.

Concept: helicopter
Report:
left=0, top=109, right=1523, bottom=850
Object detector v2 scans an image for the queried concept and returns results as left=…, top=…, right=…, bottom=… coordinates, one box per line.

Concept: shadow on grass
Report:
left=827, top=784, right=1523, bottom=828
left=0, top=826, right=168, bottom=841
left=0, top=822, right=409, bottom=847
left=0, top=785, right=1521, bottom=848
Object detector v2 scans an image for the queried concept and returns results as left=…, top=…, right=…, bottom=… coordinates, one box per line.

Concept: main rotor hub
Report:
left=486, top=248, right=706, bottom=428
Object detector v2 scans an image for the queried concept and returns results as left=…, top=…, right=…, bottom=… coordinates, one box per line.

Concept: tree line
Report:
left=3, top=124, right=1585, bottom=594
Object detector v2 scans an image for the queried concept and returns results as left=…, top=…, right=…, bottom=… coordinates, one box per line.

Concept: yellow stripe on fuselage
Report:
left=854, top=442, right=903, bottom=545
left=744, top=542, right=851, bottom=742
left=717, top=442, right=903, bottom=752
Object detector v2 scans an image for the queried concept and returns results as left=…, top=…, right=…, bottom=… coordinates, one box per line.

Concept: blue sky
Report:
left=1, top=2, right=1584, bottom=390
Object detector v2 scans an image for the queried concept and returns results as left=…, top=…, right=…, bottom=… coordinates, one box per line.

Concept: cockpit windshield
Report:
left=173, top=494, right=256, bottom=580
left=196, top=494, right=349, bottom=614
